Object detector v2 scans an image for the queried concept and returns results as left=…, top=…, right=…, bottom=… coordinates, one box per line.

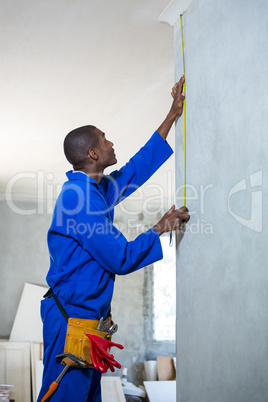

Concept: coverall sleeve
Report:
left=62, top=195, right=163, bottom=276
left=100, top=131, right=173, bottom=206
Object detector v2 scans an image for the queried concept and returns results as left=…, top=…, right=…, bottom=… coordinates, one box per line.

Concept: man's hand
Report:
left=157, top=75, right=185, bottom=141
left=170, top=75, right=185, bottom=118
left=152, top=205, right=190, bottom=236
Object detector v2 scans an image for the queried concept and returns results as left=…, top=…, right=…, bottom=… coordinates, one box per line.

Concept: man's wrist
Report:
left=157, top=111, right=177, bottom=141
left=152, top=225, right=164, bottom=236
left=166, top=109, right=178, bottom=121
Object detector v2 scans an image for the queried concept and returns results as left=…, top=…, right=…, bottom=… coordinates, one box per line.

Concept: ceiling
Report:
left=0, top=0, right=176, bottom=203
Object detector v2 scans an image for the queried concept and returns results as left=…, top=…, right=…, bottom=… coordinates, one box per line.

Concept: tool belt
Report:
left=44, top=288, right=114, bottom=369
left=64, top=317, right=113, bottom=368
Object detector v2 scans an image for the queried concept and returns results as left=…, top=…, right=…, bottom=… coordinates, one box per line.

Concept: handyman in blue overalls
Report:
left=38, top=76, right=190, bottom=401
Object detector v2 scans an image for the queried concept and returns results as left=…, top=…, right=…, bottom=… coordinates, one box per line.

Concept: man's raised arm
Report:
left=157, top=75, right=185, bottom=141
left=101, top=76, right=185, bottom=206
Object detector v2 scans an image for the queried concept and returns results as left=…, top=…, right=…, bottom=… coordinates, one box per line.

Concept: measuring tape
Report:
left=180, top=14, right=186, bottom=207
left=170, top=15, right=186, bottom=247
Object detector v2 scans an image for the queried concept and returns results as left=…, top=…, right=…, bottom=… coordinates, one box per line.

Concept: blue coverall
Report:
left=37, top=131, right=173, bottom=401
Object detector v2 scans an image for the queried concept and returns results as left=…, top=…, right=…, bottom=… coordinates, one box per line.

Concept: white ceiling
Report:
left=0, top=0, right=177, bottom=201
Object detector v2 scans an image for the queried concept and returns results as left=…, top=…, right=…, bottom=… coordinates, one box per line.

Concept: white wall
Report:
left=0, top=0, right=175, bottom=199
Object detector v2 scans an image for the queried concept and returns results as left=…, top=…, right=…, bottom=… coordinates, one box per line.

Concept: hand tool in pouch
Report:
left=40, top=353, right=87, bottom=402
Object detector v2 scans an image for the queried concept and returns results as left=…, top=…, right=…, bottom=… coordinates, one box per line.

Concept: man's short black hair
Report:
left=63, top=125, right=98, bottom=167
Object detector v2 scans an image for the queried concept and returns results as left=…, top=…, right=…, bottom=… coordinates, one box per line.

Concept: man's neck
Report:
left=73, top=167, right=104, bottom=184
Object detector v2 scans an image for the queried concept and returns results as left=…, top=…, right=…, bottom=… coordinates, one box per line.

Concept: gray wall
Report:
left=174, top=0, right=268, bottom=401
left=0, top=200, right=50, bottom=337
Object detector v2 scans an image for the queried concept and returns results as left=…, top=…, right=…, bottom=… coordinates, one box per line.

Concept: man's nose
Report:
left=108, top=140, right=114, bottom=147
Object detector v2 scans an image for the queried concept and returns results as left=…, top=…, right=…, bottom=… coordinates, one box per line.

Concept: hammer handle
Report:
left=41, top=364, right=69, bottom=401
left=40, top=382, right=58, bottom=402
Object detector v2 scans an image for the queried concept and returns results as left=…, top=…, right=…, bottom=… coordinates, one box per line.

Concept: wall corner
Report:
left=158, top=0, right=196, bottom=26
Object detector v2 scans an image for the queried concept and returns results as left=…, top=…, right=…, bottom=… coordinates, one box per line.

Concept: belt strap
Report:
left=43, top=288, right=70, bottom=322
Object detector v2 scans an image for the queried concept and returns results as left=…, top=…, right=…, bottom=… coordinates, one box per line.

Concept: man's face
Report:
left=94, top=128, right=117, bottom=169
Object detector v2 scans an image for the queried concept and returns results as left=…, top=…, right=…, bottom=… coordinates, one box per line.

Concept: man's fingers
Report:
left=176, top=211, right=190, bottom=223
left=171, top=76, right=185, bottom=101
left=168, top=208, right=190, bottom=231
left=175, top=207, right=190, bottom=224
left=168, top=205, right=176, bottom=214
left=179, top=75, right=185, bottom=86
left=158, top=204, right=189, bottom=234
left=178, top=205, right=189, bottom=213
left=181, top=214, right=190, bottom=223
left=172, top=75, right=184, bottom=89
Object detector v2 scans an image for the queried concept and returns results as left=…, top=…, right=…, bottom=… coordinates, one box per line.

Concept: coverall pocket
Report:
left=41, top=298, right=63, bottom=353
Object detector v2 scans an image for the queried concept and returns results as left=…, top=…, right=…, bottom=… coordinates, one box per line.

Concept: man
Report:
left=38, top=76, right=190, bottom=401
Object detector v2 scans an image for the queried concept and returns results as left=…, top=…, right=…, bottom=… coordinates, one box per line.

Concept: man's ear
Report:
left=88, top=148, right=98, bottom=161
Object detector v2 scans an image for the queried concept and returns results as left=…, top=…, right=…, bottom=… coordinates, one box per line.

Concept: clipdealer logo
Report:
left=227, top=170, right=263, bottom=233
left=4, top=169, right=263, bottom=235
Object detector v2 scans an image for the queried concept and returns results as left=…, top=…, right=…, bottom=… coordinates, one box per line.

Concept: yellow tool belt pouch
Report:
left=64, top=317, right=112, bottom=368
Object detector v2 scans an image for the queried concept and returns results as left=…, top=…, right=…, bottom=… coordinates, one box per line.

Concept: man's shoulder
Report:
left=55, top=179, right=106, bottom=210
